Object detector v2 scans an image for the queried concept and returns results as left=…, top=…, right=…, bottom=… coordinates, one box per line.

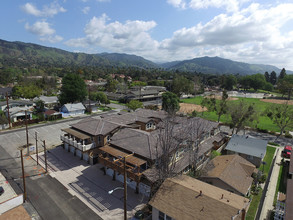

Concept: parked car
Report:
left=0, top=186, right=4, bottom=196
left=282, top=146, right=292, bottom=158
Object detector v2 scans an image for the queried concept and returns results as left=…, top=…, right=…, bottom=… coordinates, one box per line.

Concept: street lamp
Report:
left=108, top=187, right=124, bottom=195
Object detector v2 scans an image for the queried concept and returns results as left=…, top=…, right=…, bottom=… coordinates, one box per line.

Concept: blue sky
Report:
left=1, top=0, right=293, bottom=70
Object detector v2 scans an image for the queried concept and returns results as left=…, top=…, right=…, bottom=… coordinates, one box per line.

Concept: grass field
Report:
left=181, top=96, right=285, bottom=132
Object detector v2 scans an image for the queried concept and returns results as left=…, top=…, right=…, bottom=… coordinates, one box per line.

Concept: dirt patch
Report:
left=205, top=95, right=238, bottom=101
left=179, top=103, right=207, bottom=114
left=260, top=99, right=293, bottom=105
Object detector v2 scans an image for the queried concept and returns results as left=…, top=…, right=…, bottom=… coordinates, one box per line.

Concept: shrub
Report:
left=259, top=174, right=267, bottom=183
left=268, top=142, right=279, bottom=146
left=285, top=131, right=293, bottom=139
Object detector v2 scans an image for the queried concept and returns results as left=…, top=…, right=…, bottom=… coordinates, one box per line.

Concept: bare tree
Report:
left=151, top=115, right=214, bottom=196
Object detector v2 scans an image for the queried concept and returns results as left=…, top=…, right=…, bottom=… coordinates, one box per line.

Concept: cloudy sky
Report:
left=1, top=0, right=293, bottom=69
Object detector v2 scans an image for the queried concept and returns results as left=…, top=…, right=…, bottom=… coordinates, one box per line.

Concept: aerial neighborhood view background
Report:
left=1, top=0, right=293, bottom=220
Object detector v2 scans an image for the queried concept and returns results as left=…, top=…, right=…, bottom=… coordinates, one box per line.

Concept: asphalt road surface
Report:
left=0, top=144, right=102, bottom=220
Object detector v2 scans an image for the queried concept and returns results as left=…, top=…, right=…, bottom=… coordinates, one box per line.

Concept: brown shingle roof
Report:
left=202, top=155, right=256, bottom=195
left=71, top=118, right=121, bottom=136
left=149, top=175, right=250, bottom=220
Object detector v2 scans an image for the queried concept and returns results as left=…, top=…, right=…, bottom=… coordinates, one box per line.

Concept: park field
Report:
left=181, top=96, right=292, bottom=133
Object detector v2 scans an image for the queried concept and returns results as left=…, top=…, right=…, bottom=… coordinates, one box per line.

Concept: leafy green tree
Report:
left=35, top=100, right=45, bottom=113
left=266, top=102, right=293, bottom=136
left=59, top=73, right=87, bottom=105
left=228, top=100, right=257, bottom=134
left=221, top=75, right=237, bottom=91
left=126, top=100, right=143, bottom=111
left=278, top=68, right=286, bottom=81
left=105, top=78, right=119, bottom=92
left=270, top=71, right=277, bottom=85
left=278, top=75, right=293, bottom=100
left=263, top=82, right=273, bottom=92
left=162, top=92, right=180, bottom=115
left=264, top=72, right=270, bottom=82
left=172, top=75, right=194, bottom=97
left=96, top=92, right=109, bottom=106
left=249, top=74, right=266, bottom=91
left=239, top=76, right=251, bottom=90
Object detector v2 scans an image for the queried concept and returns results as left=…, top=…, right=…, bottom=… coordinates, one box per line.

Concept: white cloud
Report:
left=82, top=6, right=90, bottom=14
left=167, top=0, right=250, bottom=12
left=167, top=0, right=186, bottom=9
left=25, top=21, right=63, bottom=43
left=65, top=4, right=293, bottom=69
left=25, top=21, right=55, bottom=36
left=66, top=14, right=158, bottom=53
left=40, top=35, right=63, bottom=43
left=21, top=2, right=66, bottom=17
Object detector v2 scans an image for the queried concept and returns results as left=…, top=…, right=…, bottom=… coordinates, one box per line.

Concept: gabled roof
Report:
left=71, top=118, right=120, bottom=136
left=34, top=96, right=58, bottom=104
left=110, top=127, right=158, bottom=160
left=62, top=103, right=85, bottom=111
left=202, top=155, right=256, bottom=195
left=0, top=99, right=34, bottom=107
left=9, top=106, right=33, bottom=115
left=225, top=134, right=267, bottom=158
left=149, top=175, right=250, bottom=220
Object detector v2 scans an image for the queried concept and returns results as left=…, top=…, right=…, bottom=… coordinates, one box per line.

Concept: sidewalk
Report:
left=259, top=147, right=282, bottom=220
left=31, top=147, right=147, bottom=220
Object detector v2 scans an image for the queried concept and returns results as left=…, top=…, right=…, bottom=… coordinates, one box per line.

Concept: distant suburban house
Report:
left=44, top=109, right=62, bottom=120
left=33, top=95, right=58, bottom=109
left=8, top=107, right=32, bottom=122
left=225, top=134, right=267, bottom=167
left=200, top=154, right=256, bottom=196
left=0, top=99, right=34, bottom=111
left=0, top=87, right=13, bottom=99
left=149, top=175, right=250, bottom=220
left=60, top=103, right=85, bottom=116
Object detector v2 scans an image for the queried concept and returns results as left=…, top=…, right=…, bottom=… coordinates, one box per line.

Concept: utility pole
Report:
left=124, top=156, right=127, bottom=220
left=43, top=140, right=47, bottom=173
left=20, top=148, right=27, bottom=202
left=88, top=85, right=91, bottom=114
left=6, top=92, right=11, bottom=129
left=35, top=132, right=39, bottom=165
left=25, top=110, right=29, bottom=155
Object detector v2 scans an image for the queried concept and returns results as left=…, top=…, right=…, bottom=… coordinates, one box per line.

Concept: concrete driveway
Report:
left=32, top=147, right=147, bottom=220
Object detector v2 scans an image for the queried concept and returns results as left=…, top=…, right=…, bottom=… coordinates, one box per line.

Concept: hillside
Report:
left=161, top=56, right=288, bottom=75
left=0, top=39, right=290, bottom=75
left=0, top=39, right=159, bottom=69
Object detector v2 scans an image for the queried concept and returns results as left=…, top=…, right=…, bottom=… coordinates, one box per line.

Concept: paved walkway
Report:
left=31, top=147, right=147, bottom=220
left=259, top=147, right=282, bottom=220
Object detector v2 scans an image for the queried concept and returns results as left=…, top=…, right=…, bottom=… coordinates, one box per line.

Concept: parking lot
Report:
left=32, top=147, right=147, bottom=220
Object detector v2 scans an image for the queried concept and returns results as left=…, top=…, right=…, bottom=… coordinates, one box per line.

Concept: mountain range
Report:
left=0, top=39, right=290, bottom=75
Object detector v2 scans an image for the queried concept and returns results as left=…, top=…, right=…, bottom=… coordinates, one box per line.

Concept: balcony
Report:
left=60, top=135, right=72, bottom=144
left=83, top=143, right=96, bottom=151
left=98, top=156, right=142, bottom=182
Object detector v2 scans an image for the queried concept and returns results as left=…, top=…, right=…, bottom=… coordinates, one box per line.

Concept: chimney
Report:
left=221, top=194, right=224, bottom=199
left=199, top=190, right=202, bottom=196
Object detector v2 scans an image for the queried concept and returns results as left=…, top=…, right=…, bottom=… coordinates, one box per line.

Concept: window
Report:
left=159, top=211, right=172, bottom=220
left=107, top=135, right=111, bottom=142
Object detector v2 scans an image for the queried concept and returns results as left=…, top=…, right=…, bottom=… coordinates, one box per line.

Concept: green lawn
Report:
left=246, top=188, right=263, bottom=220
left=181, top=96, right=286, bottom=132
left=261, top=146, right=276, bottom=176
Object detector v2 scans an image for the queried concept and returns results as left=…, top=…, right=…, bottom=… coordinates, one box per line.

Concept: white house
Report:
left=60, top=103, right=85, bottom=116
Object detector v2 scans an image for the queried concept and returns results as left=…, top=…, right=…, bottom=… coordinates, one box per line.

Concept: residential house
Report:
left=33, top=96, right=58, bottom=109
left=0, top=100, right=34, bottom=111
left=283, top=152, right=293, bottom=219
left=60, top=103, right=85, bottom=116
left=199, top=154, right=256, bottom=196
left=44, top=109, right=62, bottom=121
left=149, top=175, right=250, bottom=220
left=8, top=107, right=32, bottom=122
left=60, top=109, right=226, bottom=195
left=225, top=134, right=267, bottom=167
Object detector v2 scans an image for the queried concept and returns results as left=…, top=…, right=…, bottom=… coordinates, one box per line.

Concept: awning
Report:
left=62, top=128, right=91, bottom=140
left=99, top=145, right=146, bottom=166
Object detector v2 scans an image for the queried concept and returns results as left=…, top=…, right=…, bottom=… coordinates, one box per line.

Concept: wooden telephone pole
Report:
left=6, top=92, right=11, bottom=129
